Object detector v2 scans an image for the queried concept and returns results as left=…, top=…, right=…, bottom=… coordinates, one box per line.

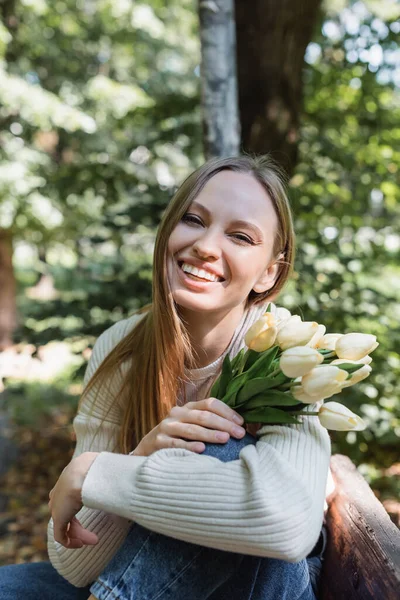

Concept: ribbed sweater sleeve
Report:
left=47, top=317, right=142, bottom=587
left=82, top=410, right=330, bottom=563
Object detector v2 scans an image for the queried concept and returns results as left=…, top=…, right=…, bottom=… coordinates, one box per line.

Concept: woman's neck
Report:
left=181, top=303, right=246, bottom=369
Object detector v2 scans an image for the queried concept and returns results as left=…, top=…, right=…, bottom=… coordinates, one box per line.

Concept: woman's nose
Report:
left=192, top=229, right=221, bottom=260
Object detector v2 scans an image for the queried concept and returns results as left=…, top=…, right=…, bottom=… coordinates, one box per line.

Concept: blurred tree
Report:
left=198, top=0, right=240, bottom=158
left=0, top=229, right=16, bottom=350
left=235, top=0, right=323, bottom=174
left=0, top=0, right=398, bottom=484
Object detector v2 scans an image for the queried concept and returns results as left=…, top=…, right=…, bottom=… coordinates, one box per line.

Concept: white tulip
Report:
left=317, top=333, right=343, bottom=351
left=318, top=401, right=366, bottom=431
left=292, top=385, right=325, bottom=404
left=276, top=319, right=319, bottom=350
left=276, top=314, right=301, bottom=332
left=280, top=346, right=324, bottom=378
left=275, top=306, right=292, bottom=325
left=341, top=364, right=371, bottom=387
left=244, top=313, right=278, bottom=352
left=335, top=333, right=379, bottom=361
left=357, top=355, right=372, bottom=365
left=331, top=358, right=371, bottom=366
left=302, top=365, right=348, bottom=398
left=306, top=324, right=327, bottom=348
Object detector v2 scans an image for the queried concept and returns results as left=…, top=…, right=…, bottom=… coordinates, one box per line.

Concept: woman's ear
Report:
left=252, top=253, right=284, bottom=294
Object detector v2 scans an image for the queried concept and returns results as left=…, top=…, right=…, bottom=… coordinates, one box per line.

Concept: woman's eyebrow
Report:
left=191, top=201, right=264, bottom=239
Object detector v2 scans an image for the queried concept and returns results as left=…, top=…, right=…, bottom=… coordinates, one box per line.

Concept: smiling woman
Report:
left=0, top=156, right=329, bottom=600
left=167, top=169, right=285, bottom=366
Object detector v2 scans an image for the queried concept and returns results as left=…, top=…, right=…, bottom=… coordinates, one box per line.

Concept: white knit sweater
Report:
left=47, top=301, right=331, bottom=587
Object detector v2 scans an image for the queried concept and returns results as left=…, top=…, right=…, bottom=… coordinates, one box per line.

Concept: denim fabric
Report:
left=90, top=433, right=324, bottom=600
left=0, top=561, right=92, bottom=600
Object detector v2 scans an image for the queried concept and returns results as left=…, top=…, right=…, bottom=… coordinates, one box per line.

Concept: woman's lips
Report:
left=177, top=261, right=222, bottom=288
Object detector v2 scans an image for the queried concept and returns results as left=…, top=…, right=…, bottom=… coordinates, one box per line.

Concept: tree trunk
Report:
left=235, top=0, right=322, bottom=175
left=0, top=229, right=17, bottom=350
left=198, top=0, right=240, bottom=159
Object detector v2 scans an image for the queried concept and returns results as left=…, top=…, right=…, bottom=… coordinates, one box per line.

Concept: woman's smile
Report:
left=167, top=170, right=279, bottom=318
left=176, top=260, right=226, bottom=290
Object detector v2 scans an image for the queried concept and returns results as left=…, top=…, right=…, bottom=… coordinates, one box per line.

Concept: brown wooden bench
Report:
left=320, top=454, right=400, bottom=600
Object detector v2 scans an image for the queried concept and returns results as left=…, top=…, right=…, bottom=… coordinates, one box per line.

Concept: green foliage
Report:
left=0, top=0, right=399, bottom=488
left=281, top=1, right=400, bottom=475
left=1, top=380, right=79, bottom=426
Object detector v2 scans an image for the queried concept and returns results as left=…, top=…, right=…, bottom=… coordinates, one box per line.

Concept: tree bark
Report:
left=235, top=0, right=322, bottom=175
left=198, top=0, right=240, bottom=159
left=0, top=229, right=17, bottom=350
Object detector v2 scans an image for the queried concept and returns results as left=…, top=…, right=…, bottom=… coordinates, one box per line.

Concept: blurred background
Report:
left=0, top=0, right=399, bottom=564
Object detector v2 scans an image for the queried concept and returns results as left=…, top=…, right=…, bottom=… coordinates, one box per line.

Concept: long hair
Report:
left=80, top=155, right=296, bottom=453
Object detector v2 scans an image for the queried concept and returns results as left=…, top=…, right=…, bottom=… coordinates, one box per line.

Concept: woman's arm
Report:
left=81, top=408, right=331, bottom=563
left=47, top=317, right=141, bottom=587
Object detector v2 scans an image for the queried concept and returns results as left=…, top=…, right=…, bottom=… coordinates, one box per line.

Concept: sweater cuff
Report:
left=82, top=451, right=147, bottom=519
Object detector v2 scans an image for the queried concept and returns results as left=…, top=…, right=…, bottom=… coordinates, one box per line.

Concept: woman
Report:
left=0, top=155, right=330, bottom=599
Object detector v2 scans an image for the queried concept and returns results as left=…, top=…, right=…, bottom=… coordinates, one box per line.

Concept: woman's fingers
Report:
left=53, top=516, right=71, bottom=547
left=68, top=517, right=99, bottom=546
left=54, top=518, right=99, bottom=548
left=188, top=397, right=244, bottom=424
left=164, top=421, right=230, bottom=444
left=166, top=405, right=246, bottom=442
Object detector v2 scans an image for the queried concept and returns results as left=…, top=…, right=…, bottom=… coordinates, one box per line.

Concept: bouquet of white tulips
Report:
left=210, top=304, right=379, bottom=432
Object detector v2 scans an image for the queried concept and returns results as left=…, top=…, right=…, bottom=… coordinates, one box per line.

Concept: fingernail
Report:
left=233, top=426, right=245, bottom=437
left=233, top=414, right=243, bottom=425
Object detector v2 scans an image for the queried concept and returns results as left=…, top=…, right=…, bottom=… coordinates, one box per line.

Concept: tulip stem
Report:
left=269, top=367, right=281, bottom=378
left=279, top=382, right=292, bottom=390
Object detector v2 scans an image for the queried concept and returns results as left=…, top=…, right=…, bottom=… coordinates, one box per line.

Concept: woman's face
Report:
left=167, top=170, right=279, bottom=319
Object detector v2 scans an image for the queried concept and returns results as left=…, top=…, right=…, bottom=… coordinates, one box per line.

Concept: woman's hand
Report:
left=48, top=452, right=100, bottom=549
left=132, top=397, right=246, bottom=457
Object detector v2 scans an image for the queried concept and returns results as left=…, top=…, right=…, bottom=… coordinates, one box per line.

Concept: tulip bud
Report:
left=280, top=346, right=324, bottom=378
left=317, top=333, right=343, bottom=351
left=244, top=313, right=277, bottom=352
left=291, top=385, right=325, bottom=404
left=275, top=306, right=292, bottom=325
left=318, top=401, right=366, bottom=431
left=357, top=355, right=372, bottom=365
left=302, top=365, right=348, bottom=399
left=306, top=324, right=327, bottom=348
left=335, top=333, right=379, bottom=361
left=276, top=319, right=319, bottom=350
left=330, top=360, right=372, bottom=388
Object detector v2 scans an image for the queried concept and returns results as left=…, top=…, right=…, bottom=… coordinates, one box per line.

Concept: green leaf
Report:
left=246, top=345, right=280, bottom=379
left=330, top=362, right=365, bottom=375
left=240, top=407, right=301, bottom=425
left=243, top=349, right=261, bottom=370
left=218, top=354, right=233, bottom=397
left=236, top=372, right=287, bottom=403
left=209, top=378, right=220, bottom=399
left=222, top=372, right=248, bottom=406
left=236, top=390, right=301, bottom=410
left=230, top=348, right=245, bottom=376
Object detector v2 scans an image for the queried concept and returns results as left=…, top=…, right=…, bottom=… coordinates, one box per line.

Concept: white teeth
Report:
left=181, top=262, right=220, bottom=282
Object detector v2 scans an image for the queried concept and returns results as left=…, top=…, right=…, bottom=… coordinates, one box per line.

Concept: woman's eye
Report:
left=231, top=233, right=254, bottom=245
left=181, top=214, right=254, bottom=245
left=181, top=213, right=203, bottom=225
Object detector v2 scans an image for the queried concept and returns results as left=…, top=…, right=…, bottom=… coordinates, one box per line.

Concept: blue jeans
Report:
left=0, top=434, right=324, bottom=600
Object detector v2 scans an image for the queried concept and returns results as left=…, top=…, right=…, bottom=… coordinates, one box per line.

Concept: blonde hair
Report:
left=80, top=155, right=296, bottom=453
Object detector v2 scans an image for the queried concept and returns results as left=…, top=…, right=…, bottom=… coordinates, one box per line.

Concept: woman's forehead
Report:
left=192, top=171, right=277, bottom=225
